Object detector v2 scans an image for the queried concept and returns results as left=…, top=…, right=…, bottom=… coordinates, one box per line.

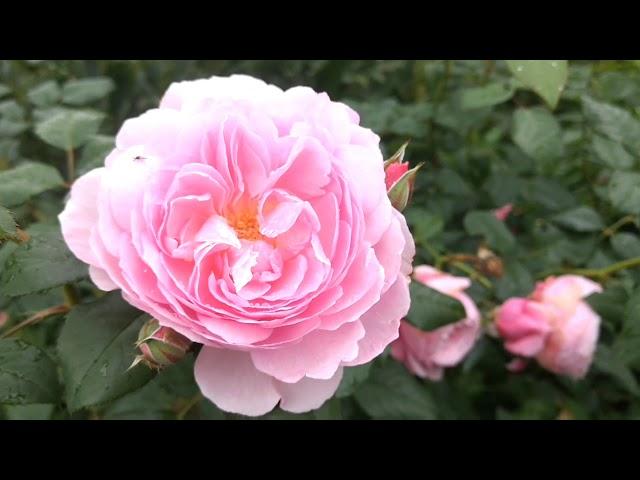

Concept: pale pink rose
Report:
left=58, top=75, right=415, bottom=416
left=391, top=266, right=481, bottom=380
left=493, top=203, right=513, bottom=222
left=0, top=311, right=7, bottom=328
left=496, top=275, right=602, bottom=379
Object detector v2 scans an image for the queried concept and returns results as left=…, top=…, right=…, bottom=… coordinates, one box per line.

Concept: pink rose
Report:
left=496, top=275, right=602, bottom=379
left=391, top=266, right=481, bottom=380
left=493, top=203, right=513, bottom=222
left=59, top=75, right=415, bottom=416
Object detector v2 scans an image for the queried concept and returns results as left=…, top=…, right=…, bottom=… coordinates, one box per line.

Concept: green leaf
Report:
left=27, top=80, right=61, bottom=108
left=611, top=233, right=640, bottom=259
left=551, top=206, right=605, bottom=232
left=495, top=260, right=535, bottom=301
left=459, top=81, right=515, bottom=110
left=313, top=397, right=343, bottom=420
left=103, top=358, right=197, bottom=420
left=614, top=289, right=640, bottom=366
left=404, top=208, right=444, bottom=243
left=594, top=344, right=640, bottom=396
left=0, top=338, right=61, bottom=404
left=523, top=177, right=577, bottom=211
left=592, top=134, right=635, bottom=170
left=0, top=119, right=28, bottom=137
left=0, top=206, right=17, bottom=241
left=0, top=161, right=64, bottom=207
left=0, top=224, right=87, bottom=297
left=512, top=108, right=563, bottom=166
left=62, top=77, right=115, bottom=105
left=335, top=362, right=373, bottom=398
left=506, top=60, right=568, bottom=109
left=78, top=134, right=113, bottom=175
left=608, top=171, right=640, bottom=215
left=3, top=403, right=55, bottom=420
left=407, top=281, right=465, bottom=331
left=463, top=210, right=516, bottom=254
left=0, top=100, right=25, bottom=120
left=587, top=286, right=628, bottom=325
left=0, top=84, right=10, bottom=98
left=57, top=292, right=154, bottom=412
left=583, top=95, right=640, bottom=155
left=354, top=360, right=436, bottom=419
left=35, top=109, right=105, bottom=150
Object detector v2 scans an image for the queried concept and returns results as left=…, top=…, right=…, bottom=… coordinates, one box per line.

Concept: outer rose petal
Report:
left=275, top=367, right=343, bottom=413
left=250, top=321, right=365, bottom=383
left=537, top=302, right=600, bottom=379
left=58, top=168, right=104, bottom=265
left=496, top=298, right=552, bottom=357
left=343, top=274, right=410, bottom=366
left=194, top=347, right=281, bottom=417
left=195, top=347, right=342, bottom=416
left=89, top=265, right=118, bottom=291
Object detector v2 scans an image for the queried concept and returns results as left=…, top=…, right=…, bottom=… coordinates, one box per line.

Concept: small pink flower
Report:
left=0, top=311, right=7, bottom=328
left=496, top=275, right=602, bottom=379
left=58, top=75, right=415, bottom=416
left=391, top=266, right=481, bottom=380
left=493, top=204, right=513, bottom=222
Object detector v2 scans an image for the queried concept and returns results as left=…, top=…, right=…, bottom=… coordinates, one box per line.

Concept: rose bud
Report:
left=496, top=275, right=602, bottom=379
left=383, top=142, right=422, bottom=212
left=131, top=318, right=192, bottom=371
left=391, top=265, right=481, bottom=380
left=386, top=164, right=422, bottom=212
left=493, top=203, right=513, bottom=222
left=0, top=311, right=8, bottom=328
left=477, top=246, right=504, bottom=278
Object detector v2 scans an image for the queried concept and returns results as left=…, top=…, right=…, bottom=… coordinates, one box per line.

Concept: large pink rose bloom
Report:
left=391, top=266, right=481, bottom=380
left=58, top=75, right=415, bottom=416
left=496, top=275, right=602, bottom=379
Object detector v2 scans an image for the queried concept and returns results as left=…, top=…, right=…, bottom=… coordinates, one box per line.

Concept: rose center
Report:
left=228, top=208, right=262, bottom=241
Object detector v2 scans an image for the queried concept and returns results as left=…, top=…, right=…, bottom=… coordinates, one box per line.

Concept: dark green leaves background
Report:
left=2, top=60, right=640, bottom=419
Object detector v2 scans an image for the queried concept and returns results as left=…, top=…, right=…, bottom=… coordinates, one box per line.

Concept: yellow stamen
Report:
left=228, top=208, right=262, bottom=241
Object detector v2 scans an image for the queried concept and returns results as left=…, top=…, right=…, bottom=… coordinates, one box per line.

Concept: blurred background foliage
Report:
left=2, top=60, right=640, bottom=419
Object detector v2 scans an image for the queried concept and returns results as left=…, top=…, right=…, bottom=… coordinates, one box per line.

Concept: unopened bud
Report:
left=383, top=141, right=409, bottom=169
left=129, top=319, right=192, bottom=371
left=493, top=204, right=513, bottom=222
left=477, top=246, right=504, bottom=278
left=386, top=163, right=423, bottom=212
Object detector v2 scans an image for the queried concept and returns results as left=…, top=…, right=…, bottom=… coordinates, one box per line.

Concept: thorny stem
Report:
left=450, top=261, right=493, bottom=290
left=538, top=256, right=640, bottom=281
left=63, top=284, right=80, bottom=307
left=0, top=304, right=70, bottom=339
left=601, top=215, right=638, bottom=238
left=66, top=148, right=75, bottom=184
left=176, top=393, right=203, bottom=420
left=422, top=240, right=493, bottom=290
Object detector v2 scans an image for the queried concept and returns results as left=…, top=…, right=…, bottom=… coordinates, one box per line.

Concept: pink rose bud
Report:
left=391, top=265, right=482, bottom=380
left=0, top=311, right=8, bottom=328
left=131, top=318, right=192, bottom=371
left=385, top=162, right=409, bottom=191
left=383, top=142, right=422, bottom=212
left=496, top=275, right=602, bottom=379
left=493, top=203, right=513, bottom=222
